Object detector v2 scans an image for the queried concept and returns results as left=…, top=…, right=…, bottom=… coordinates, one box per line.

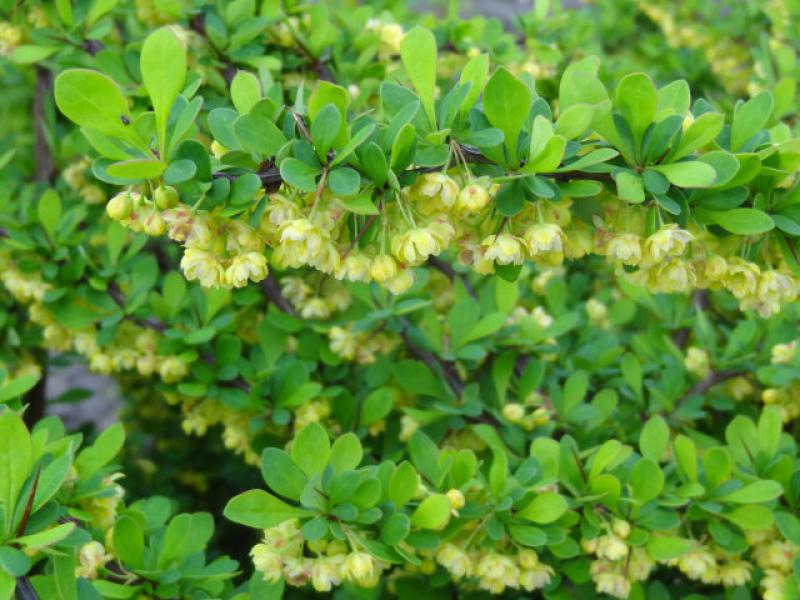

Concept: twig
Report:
left=260, top=273, right=298, bottom=316
left=674, top=369, right=746, bottom=413
left=107, top=282, right=167, bottom=332
left=15, top=576, right=39, bottom=600
left=427, top=256, right=477, bottom=299
left=399, top=318, right=464, bottom=397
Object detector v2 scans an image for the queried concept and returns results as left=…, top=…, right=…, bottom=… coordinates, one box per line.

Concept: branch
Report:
left=399, top=318, right=464, bottom=397
left=674, top=369, right=746, bottom=414
left=108, top=282, right=167, bottom=332
left=260, top=273, right=298, bottom=316
left=33, top=67, right=55, bottom=183
left=427, top=256, right=477, bottom=299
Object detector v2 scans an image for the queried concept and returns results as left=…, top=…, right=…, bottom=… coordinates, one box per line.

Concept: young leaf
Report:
left=140, top=27, right=187, bottom=156
left=483, top=68, right=531, bottom=164
left=400, top=26, right=437, bottom=130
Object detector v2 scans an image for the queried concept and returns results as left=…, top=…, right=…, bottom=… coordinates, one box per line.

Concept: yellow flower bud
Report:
left=154, top=185, right=179, bottom=210
left=106, top=192, right=133, bottom=220
left=446, top=488, right=465, bottom=510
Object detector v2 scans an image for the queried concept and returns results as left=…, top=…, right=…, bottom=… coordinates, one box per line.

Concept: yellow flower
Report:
left=446, top=489, right=465, bottom=510
left=436, top=543, right=472, bottom=579
left=723, top=258, right=760, bottom=299
left=225, top=252, right=268, bottom=288
left=159, top=356, right=188, bottom=383
left=596, top=534, right=628, bottom=561
left=251, top=544, right=283, bottom=582
left=606, top=234, right=642, bottom=265
left=684, top=347, right=710, bottom=378
left=143, top=211, right=167, bottom=236
left=502, top=402, right=525, bottom=422
left=310, top=556, right=344, bottom=592
left=341, top=552, right=377, bottom=586
left=181, top=248, right=224, bottom=288
left=523, top=223, right=566, bottom=256
left=586, top=298, right=609, bottom=327
left=719, top=559, right=751, bottom=587
left=391, top=228, right=442, bottom=265
left=518, top=564, right=553, bottom=591
left=611, top=519, right=631, bottom=539
left=412, top=173, right=459, bottom=211
left=278, top=218, right=329, bottom=266
left=336, top=252, right=372, bottom=282
left=482, top=233, right=525, bottom=265
left=475, top=552, right=519, bottom=594
left=771, top=342, right=797, bottom=365
left=455, top=183, right=490, bottom=214
left=370, top=255, right=398, bottom=282
left=75, top=541, right=110, bottom=580
left=383, top=270, right=415, bottom=294
left=643, top=224, right=692, bottom=262
left=677, top=548, right=718, bottom=582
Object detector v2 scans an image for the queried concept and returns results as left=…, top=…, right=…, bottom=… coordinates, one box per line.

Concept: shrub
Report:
left=0, top=1, right=799, bottom=599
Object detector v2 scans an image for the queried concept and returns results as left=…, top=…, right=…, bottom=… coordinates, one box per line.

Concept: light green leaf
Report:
left=616, top=72, right=657, bottom=150
left=230, top=71, right=261, bottom=114
left=717, top=480, right=783, bottom=504
left=224, top=489, right=309, bottom=529
left=671, top=112, right=725, bottom=160
left=410, top=494, right=451, bottom=530
left=261, top=449, right=308, bottom=500
left=106, top=159, right=166, bottom=180
left=639, top=415, right=669, bottom=463
left=646, top=536, right=694, bottom=560
left=484, top=67, right=531, bottom=164
left=731, top=91, right=774, bottom=151
left=400, top=26, right=437, bottom=129
left=615, top=171, right=645, bottom=203
left=0, top=411, right=32, bottom=537
left=458, top=53, right=490, bottom=118
left=75, top=423, right=125, bottom=478
left=291, top=423, right=330, bottom=477
left=140, top=27, right=187, bottom=155
left=652, top=161, right=717, bottom=187
left=517, top=492, right=568, bottom=524
left=703, top=208, right=774, bottom=235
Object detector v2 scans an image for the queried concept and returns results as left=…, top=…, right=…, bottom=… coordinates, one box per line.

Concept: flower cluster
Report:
left=434, top=547, right=554, bottom=595
left=761, top=340, right=800, bottom=421
left=251, top=520, right=386, bottom=592
left=107, top=189, right=269, bottom=289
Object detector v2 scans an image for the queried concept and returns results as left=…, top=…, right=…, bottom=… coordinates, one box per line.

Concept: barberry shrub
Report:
left=0, top=1, right=799, bottom=599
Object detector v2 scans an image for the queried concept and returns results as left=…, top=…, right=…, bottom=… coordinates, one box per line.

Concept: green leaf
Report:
left=674, top=434, right=698, bottom=482
left=615, top=171, right=645, bottom=203
left=11, top=45, right=59, bottom=64
left=557, top=148, right=619, bottom=172
left=113, top=515, right=145, bottom=569
left=360, top=388, right=394, bottom=426
left=555, top=103, right=595, bottom=140
left=0, top=547, right=30, bottom=577
left=724, top=505, right=775, bottom=530
left=14, top=522, right=75, bottom=549
left=311, top=105, right=343, bottom=159
left=400, top=27, right=437, bottom=129
left=646, top=536, right=693, bottom=560
left=235, top=114, right=287, bottom=156
left=758, top=406, right=783, bottom=458
left=390, top=123, right=417, bottom=172
left=291, top=423, right=330, bottom=477
left=309, top=81, right=350, bottom=148
left=0, top=411, right=32, bottom=538
left=75, top=423, right=125, bottom=478
left=329, top=434, right=363, bottom=474
left=656, top=79, right=690, bottom=117
left=336, top=191, right=378, bottom=215
left=230, top=71, right=261, bottom=114
left=261, top=449, right=308, bottom=500
left=328, top=167, right=360, bottom=196
left=639, top=415, right=669, bottom=463
left=616, top=73, right=657, bottom=151
left=157, top=512, right=213, bottom=568
left=775, top=511, right=800, bottom=545
left=140, top=27, right=187, bottom=155
left=671, top=112, right=725, bottom=160
left=484, top=67, right=531, bottom=164
left=280, top=158, right=320, bottom=193
left=652, top=161, right=717, bottom=187
left=0, top=375, right=39, bottom=404
left=224, top=489, right=309, bottom=529
left=630, top=458, right=664, bottom=504
left=717, top=480, right=783, bottom=504
left=54, top=70, right=136, bottom=143
left=331, top=124, right=375, bottom=167
left=380, top=512, right=410, bottom=546
left=730, top=91, right=774, bottom=151
left=106, top=159, right=166, bottom=180
left=458, top=53, right=489, bottom=118
left=517, top=492, right=568, bottom=524
left=388, top=462, right=418, bottom=507
left=704, top=208, right=774, bottom=235
left=410, top=494, right=450, bottom=530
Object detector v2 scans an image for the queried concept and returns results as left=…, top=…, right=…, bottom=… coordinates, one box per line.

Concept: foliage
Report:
left=0, top=1, right=799, bottom=599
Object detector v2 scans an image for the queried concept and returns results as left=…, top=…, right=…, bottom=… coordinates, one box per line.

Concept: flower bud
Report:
left=502, top=402, right=525, bottom=422
left=143, top=211, right=167, bottom=236
left=446, top=488, right=465, bottom=510
left=154, top=185, right=179, bottom=210
left=106, top=192, right=133, bottom=220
